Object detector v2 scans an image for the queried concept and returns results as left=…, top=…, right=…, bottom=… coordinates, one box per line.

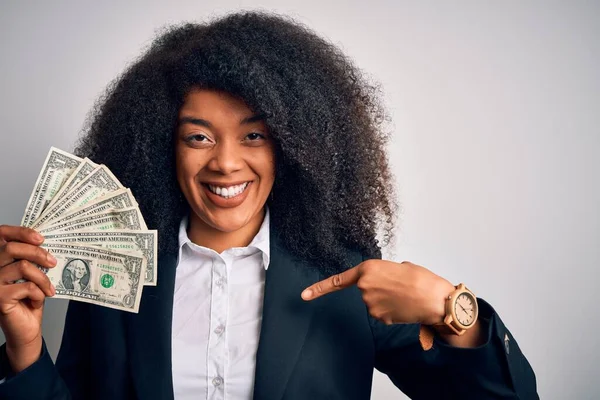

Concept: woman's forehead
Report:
left=179, top=89, right=265, bottom=127
left=182, top=89, right=251, bottom=112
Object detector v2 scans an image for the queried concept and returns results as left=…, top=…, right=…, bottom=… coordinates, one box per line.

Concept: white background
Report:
left=1, top=1, right=599, bottom=399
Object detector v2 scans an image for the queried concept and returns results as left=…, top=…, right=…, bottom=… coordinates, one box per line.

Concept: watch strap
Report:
left=433, top=321, right=466, bottom=336
left=419, top=325, right=435, bottom=351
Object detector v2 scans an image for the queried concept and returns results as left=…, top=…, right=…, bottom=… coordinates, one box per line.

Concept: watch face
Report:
left=454, top=292, right=477, bottom=327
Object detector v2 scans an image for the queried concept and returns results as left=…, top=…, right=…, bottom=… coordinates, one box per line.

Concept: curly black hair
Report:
left=75, top=11, right=396, bottom=275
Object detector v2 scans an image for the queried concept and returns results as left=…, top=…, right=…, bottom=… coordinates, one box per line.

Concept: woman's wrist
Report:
left=433, top=320, right=485, bottom=348
left=6, top=335, right=43, bottom=373
left=423, top=278, right=455, bottom=325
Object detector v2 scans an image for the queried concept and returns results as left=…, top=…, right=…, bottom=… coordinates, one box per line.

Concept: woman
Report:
left=0, top=11, right=538, bottom=399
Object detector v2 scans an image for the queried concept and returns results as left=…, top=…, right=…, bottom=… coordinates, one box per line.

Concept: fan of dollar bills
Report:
left=20, top=147, right=157, bottom=313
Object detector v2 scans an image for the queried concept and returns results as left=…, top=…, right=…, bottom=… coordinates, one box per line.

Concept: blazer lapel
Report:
left=253, top=231, right=320, bottom=400
left=127, top=251, right=178, bottom=400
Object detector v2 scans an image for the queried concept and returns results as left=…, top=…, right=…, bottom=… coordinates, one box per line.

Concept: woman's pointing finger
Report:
left=301, top=265, right=362, bottom=301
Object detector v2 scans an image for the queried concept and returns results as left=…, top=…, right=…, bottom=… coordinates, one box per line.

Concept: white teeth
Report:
left=207, top=182, right=249, bottom=199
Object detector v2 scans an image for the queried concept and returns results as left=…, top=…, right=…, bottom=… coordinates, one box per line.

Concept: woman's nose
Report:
left=207, top=141, right=244, bottom=174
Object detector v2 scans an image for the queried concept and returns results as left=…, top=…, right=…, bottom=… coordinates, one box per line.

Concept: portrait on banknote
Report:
left=61, top=259, right=90, bottom=292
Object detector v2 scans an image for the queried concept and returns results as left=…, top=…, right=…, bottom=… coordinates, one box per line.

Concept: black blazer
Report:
left=0, top=229, right=538, bottom=399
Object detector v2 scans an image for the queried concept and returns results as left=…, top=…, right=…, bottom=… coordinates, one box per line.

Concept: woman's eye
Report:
left=185, top=134, right=210, bottom=143
left=246, top=133, right=265, bottom=141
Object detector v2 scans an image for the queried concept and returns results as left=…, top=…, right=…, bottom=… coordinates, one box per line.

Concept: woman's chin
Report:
left=198, top=210, right=254, bottom=233
left=210, top=221, right=248, bottom=233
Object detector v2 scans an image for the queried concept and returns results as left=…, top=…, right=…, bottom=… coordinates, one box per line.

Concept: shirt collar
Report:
left=177, top=207, right=271, bottom=270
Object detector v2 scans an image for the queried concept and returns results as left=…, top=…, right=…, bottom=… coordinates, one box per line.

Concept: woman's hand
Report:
left=0, top=225, right=56, bottom=372
left=301, top=259, right=454, bottom=326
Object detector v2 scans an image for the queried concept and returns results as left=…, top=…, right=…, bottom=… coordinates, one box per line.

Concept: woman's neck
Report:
left=187, top=208, right=265, bottom=253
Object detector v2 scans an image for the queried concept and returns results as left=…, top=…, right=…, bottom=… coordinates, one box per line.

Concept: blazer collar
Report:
left=126, top=227, right=320, bottom=400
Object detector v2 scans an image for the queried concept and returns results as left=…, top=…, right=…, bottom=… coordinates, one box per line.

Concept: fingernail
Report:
left=34, top=232, right=44, bottom=242
left=47, top=253, right=57, bottom=264
left=301, top=289, right=313, bottom=300
left=50, top=285, right=56, bottom=296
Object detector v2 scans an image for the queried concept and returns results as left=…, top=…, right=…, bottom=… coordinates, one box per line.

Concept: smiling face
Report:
left=175, top=89, right=275, bottom=239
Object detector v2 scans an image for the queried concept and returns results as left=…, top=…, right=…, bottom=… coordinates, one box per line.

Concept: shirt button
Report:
left=212, top=376, right=223, bottom=387
left=214, top=324, right=225, bottom=335
left=215, top=278, right=226, bottom=287
left=504, top=333, right=510, bottom=355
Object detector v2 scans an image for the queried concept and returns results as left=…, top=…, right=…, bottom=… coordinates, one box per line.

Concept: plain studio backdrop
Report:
left=0, top=1, right=598, bottom=399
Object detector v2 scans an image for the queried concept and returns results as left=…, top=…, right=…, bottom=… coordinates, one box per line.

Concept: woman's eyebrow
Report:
left=240, top=113, right=266, bottom=125
left=178, top=114, right=265, bottom=127
left=178, top=117, right=212, bottom=128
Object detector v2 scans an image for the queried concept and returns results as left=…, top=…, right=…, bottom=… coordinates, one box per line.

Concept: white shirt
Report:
left=172, top=210, right=270, bottom=400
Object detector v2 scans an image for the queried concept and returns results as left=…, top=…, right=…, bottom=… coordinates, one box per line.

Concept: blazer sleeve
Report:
left=362, top=251, right=539, bottom=399
left=0, top=300, right=92, bottom=400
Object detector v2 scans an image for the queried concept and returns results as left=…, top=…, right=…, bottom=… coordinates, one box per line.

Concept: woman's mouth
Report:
left=205, top=182, right=250, bottom=199
left=201, top=181, right=253, bottom=208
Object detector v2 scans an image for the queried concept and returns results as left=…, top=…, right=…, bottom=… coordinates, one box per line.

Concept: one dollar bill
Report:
left=37, top=188, right=138, bottom=230
left=41, top=242, right=146, bottom=313
left=43, top=230, right=157, bottom=286
left=38, top=207, right=147, bottom=234
left=21, top=148, right=83, bottom=227
left=32, top=165, right=124, bottom=229
left=44, top=158, right=98, bottom=210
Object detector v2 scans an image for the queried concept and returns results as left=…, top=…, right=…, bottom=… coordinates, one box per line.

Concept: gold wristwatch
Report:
left=419, top=283, right=479, bottom=350
left=433, top=283, right=479, bottom=335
